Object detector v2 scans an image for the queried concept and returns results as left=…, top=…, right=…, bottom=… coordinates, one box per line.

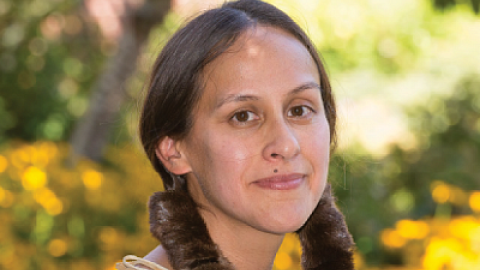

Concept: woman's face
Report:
left=179, top=26, right=330, bottom=234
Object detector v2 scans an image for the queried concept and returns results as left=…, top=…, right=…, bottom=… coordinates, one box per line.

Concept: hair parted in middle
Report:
left=139, top=0, right=337, bottom=191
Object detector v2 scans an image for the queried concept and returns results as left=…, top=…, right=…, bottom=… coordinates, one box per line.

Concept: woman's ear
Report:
left=155, top=136, right=192, bottom=175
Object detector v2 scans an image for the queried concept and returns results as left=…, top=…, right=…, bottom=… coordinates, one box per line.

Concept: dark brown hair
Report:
left=139, top=0, right=337, bottom=190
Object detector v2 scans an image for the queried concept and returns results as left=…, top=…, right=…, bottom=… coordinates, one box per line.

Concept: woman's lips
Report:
left=253, top=173, right=305, bottom=190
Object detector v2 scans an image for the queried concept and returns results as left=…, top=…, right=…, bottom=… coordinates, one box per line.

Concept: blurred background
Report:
left=1, top=0, right=479, bottom=269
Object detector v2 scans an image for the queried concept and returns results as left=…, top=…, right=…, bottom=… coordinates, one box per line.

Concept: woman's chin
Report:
left=255, top=214, right=310, bottom=235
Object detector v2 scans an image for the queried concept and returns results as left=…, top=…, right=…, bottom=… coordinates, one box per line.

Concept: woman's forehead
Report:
left=198, top=26, right=319, bottom=106
left=212, top=26, right=303, bottom=63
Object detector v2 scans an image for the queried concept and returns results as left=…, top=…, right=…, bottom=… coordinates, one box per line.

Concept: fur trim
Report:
left=149, top=184, right=355, bottom=270
left=296, top=184, right=355, bottom=269
left=149, top=191, right=235, bottom=270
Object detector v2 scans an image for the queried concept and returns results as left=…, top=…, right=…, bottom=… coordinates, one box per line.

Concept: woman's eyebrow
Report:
left=215, top=94, right=259, bottom=109
left=215, top=82, right=321, bottom=109
left=287, top=82, right=321, bottom=96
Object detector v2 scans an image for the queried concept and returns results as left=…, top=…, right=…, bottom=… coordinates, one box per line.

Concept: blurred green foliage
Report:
left=330, top=75, right=480, bottom=266
left=0, top=0, right=106, bottom=142
left=433, top=0, right=480, bottom=13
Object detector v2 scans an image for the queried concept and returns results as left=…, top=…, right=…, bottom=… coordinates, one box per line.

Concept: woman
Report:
left=117, top=0, right=355, bottom=269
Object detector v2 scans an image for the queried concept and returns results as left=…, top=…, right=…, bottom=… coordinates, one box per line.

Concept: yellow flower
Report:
left=48, top=239, right=67, bottom=257
left=278, top=233, right=299, bottom=253
left=431, top=181, right=450, bottom=204
left=381, top=228, right=406, bottom=248
left=21, top=166, right=47, bottom=190
left=82, top=169, right=103, bottom=190
left=449, top=216, right=480, bottom=240
left=274, top=251, right=292, bottom=270
left=469, top=191, right=480, bottom=213
left=353, top=251, right=365, bottom=269
left=33, top=188, right=63, bottom=215
left=44, top=197, right=63, bottom=215
left=422, top=237, right=464, bottom=270
left=396, top=219, right=430, bottom=239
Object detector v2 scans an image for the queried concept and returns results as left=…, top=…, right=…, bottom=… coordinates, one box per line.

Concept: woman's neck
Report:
left=199, top=208, right=285, bottom=270
left=146, top=212, right=284, bottom=270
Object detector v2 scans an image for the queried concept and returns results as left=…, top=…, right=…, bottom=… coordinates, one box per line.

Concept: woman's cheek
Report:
left=214, top=135, right=257, bottom=163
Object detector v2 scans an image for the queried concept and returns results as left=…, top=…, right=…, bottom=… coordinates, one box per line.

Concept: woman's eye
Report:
left=288, top=105, right=313, bottom=117
left=231, top=111, right=258, bottom=123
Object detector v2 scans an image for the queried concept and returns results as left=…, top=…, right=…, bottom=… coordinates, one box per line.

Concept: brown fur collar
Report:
left=149, top=183, right=355, bottom=270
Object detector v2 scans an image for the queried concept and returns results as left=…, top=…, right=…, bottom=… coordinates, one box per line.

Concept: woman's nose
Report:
left=262, top=119, right=300, bottom=161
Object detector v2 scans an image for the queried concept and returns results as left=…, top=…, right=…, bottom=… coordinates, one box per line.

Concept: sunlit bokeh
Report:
left=377, top=184, right=480, bottom=270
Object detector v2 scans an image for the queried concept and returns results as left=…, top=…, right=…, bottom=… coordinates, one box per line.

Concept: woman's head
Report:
left=139, top=0, right=336, bottom=191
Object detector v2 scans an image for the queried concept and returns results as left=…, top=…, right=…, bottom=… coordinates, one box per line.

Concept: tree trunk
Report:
left=70, top=0, right=170, bottom=163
